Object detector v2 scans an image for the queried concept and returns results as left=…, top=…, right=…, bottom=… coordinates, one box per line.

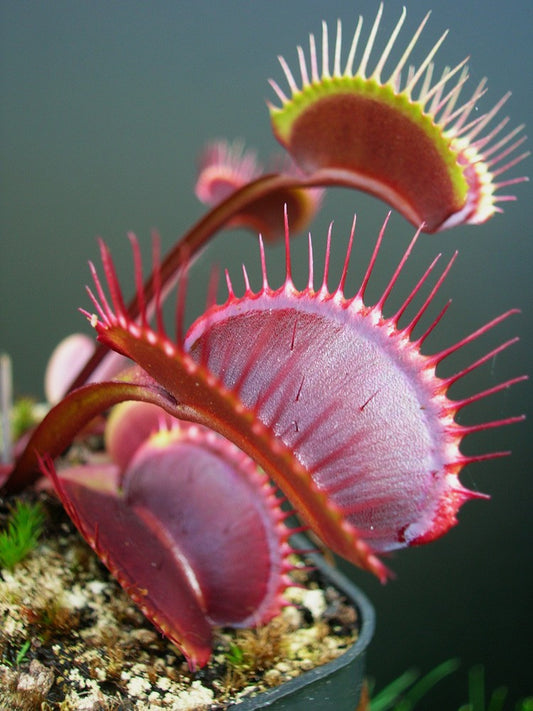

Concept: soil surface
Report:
left=0, top=491, right=359, bottom=710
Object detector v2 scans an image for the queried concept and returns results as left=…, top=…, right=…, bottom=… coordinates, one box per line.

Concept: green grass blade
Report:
left=399, top=658, right=460, bottom=710
left=371, top=669, right=420, bottom=711
left=469, top=664, right=486, bottom=711
left=486, top=686, right=508, bottom=711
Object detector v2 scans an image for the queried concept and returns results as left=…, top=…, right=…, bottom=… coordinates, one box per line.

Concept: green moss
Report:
left=0, top=500, right=45, bottom=570
left=11, top=398, right=41, bottom=441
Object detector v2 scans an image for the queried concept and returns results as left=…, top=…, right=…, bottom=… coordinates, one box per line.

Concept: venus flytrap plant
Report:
left=268, top=4, right=528, bottom=231
left=1, top=4, right=527, bottom=675
left=194, top=138, right=324, bottom=242
left=58, top=4, right=529, bottom=399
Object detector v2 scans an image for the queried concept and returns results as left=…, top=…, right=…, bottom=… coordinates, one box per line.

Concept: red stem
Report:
left=68, top=172, right=299, bottom=391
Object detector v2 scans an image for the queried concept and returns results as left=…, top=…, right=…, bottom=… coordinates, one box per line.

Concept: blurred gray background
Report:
left=1, top=1, right=531, bottom=707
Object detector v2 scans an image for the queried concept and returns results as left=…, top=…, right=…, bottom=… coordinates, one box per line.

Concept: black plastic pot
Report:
left=231, top=537, right=375, bottom=710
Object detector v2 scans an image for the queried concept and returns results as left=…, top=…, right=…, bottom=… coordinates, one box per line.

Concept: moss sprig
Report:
left=0, top=500, right=45, bottom=570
